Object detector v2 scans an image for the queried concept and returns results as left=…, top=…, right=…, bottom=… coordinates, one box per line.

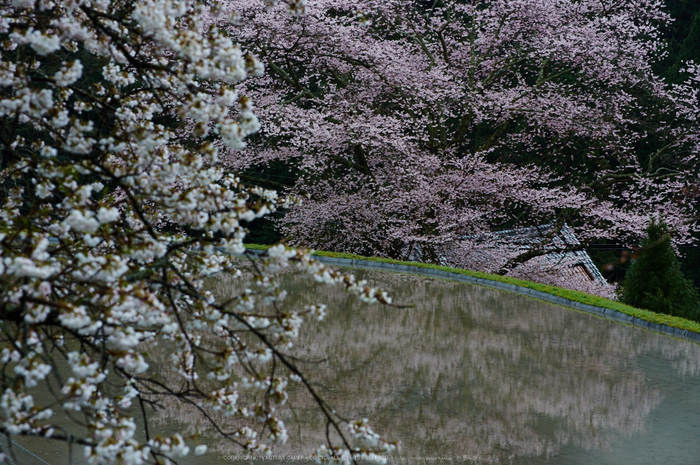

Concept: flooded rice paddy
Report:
left=16, top=266, right=700, bottom=465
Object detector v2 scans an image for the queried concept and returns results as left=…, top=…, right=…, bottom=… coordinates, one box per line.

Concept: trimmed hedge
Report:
left=245, top=244, right=700, bottom=335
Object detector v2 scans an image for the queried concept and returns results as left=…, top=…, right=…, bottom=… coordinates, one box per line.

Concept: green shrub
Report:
left=620, top=220, right=700, bottom=321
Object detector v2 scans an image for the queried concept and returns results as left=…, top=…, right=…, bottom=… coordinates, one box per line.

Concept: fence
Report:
left=0, top=434, right=52, bottom=465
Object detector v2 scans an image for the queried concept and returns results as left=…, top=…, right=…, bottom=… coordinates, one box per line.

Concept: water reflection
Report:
left=152, top=267, right=700, bottom=464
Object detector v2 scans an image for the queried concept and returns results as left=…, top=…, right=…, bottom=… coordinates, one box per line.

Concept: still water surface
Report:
left=18, top=266, right=700, bottom=465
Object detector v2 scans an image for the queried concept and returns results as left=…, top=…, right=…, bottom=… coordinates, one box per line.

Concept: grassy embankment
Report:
left=245, top=244, right=700, bottom=335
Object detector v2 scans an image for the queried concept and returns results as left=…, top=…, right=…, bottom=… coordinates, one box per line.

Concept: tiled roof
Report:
left=467, top=222, right=607, bottom=285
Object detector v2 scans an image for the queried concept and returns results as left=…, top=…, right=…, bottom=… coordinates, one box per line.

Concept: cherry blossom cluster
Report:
left=224, top=0, right=699, bottom=279
left=0, top=1, right=394, bottom=464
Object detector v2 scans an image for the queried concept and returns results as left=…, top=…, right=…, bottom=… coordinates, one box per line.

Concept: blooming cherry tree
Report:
left=226, top=0, right=700, bottom=273
left=0, top=1, right=396, bottom=463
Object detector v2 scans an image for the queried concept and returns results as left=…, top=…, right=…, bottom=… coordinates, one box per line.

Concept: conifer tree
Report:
left=621, top=220, right=700, bottom=321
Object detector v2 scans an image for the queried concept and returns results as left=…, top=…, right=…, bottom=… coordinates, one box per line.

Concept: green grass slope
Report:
left=244, top=244, right=700, bottom=335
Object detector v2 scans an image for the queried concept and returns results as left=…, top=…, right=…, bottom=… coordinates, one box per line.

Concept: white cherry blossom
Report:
left=0, top=1, right=395, bottom=464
